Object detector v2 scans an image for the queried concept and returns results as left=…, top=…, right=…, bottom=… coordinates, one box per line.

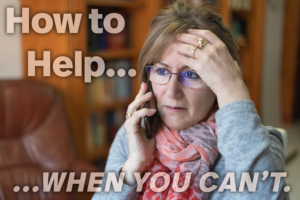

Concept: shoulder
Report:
left=115, top=123, right=128, bottom=143
left=265, top=126, right=285, bottom=148
left=110, top=123, right=129, bottom=155
left=214, top=125, right=285, bottom=173
left=265, top=126, right=286, bottom=166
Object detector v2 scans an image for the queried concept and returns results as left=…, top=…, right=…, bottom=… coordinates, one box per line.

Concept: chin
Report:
left=161, top=117, right=188, bottom=131
left=158, top=109, right=193, bottom=130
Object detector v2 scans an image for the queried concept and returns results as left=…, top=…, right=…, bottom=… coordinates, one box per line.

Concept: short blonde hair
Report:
left=138, top=0, right=239, bottom=84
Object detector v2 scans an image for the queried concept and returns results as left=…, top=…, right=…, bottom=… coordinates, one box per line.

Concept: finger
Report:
left=129, top=108, right=157, bottom=127
left=175, top=52, right=196, bottom=70
left=172, top=43, right=197, bottom=58
left=127, top=92, right=153, bottom=114
left=176, top=33, right=200, bottom=47
left=173, top=41, right=215, bottom=60
left=131, top=82, right=149, bottom=112
left=187, top=29, right=221, bottom=45
left=135, top=82, right=148, bottom=100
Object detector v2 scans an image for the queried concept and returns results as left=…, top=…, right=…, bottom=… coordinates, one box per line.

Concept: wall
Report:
left=0, top=0, right=22, bottom=79
left=261, top=0, right=286, bottom=126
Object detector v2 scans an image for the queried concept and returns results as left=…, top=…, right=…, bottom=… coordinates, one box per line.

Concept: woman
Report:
left=92, top=1, right=289, bottom=199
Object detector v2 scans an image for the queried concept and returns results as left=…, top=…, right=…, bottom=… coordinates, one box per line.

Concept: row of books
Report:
left=177, top=0, right=219, bottom=5
left=86, top=59, right=133, bottom=105
left=87, top=8, right=131, bottom=52
left=231, top=17, right=248, bottom=46
left=230, top=0, right=251, bottom=11
left=106, top=0, right=134, bottom=1
left=86, top=107, right=126, bottom=153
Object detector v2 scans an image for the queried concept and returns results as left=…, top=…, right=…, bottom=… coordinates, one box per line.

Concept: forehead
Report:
left=154, top=41, right=193, bottom=71
left=155, top=62, right=192, bottom=71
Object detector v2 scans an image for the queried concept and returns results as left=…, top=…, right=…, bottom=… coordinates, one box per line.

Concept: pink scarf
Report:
left=138, top=109, right=218, bottom=200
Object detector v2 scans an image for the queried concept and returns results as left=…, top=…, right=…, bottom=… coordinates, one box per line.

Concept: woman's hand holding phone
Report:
left=122, top=82, right=156, bottom=186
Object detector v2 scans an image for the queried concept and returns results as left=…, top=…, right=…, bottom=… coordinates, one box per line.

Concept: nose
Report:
left=166, top=74, right=183, bottom=99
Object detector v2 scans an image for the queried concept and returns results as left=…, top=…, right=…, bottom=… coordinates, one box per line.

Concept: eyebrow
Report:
left=157, top=62, right=192, bottom=71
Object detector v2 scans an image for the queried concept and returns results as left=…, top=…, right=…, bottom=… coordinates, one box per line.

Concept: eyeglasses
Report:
left=144, top=65, right=202, bottom=89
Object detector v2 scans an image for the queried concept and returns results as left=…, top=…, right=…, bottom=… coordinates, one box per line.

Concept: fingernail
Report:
left=141, top=82, right=146, bottom=88
left=173, top=44, right=176, bottom=48
left=146, top=92, right=152, bottom=96
left=150, top=109, right=156, bottom=112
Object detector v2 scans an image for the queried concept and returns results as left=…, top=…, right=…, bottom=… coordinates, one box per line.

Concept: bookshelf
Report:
left=82, top=0, right=166, bottom=164
left=21, top=0, right=265, bottom=176
left=87, top=0, right=144, bottom=8
left=227, top=0, right=265, bottom=114
left=88, top=49, right=139, bottom=59
left=89, top=98, right=134, bottom=111
left=281, top=0, right=300, bottom=123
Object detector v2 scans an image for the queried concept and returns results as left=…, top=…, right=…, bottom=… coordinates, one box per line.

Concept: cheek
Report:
left=189, top=88, right=216, bottom=110
left=151, top=83, right=165, bottom=103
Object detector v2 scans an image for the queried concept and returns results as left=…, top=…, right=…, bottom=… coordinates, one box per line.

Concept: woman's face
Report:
left=152, top=42, right=216, bottom=130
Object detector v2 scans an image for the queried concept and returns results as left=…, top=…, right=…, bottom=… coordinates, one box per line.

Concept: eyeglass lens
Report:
left=145, top=65, right=202, bottom=89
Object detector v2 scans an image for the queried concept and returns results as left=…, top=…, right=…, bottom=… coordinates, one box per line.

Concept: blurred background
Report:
left=0, top=0, right=299, bottom=199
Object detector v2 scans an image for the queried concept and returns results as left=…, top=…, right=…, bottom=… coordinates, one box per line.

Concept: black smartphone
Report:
left=143, top=80, right=156, bottom=139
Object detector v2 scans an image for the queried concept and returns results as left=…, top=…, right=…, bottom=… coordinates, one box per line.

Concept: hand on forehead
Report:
left=176, top=29, right=221, bottom=45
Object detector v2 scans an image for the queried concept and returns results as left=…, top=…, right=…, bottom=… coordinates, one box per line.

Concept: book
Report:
left=86, top=118, right=94, bottom=153
left=87, top=7, right=130, bottom=51
left=98, top=17, right=108, bottom=50
left=105, top=107, right=126, bottom=143
left=87, top=15, right=99, bottom=52
left=86, top=82, right=93, bottom=104
left=97, top=113, right=107, bottom=148
left=107, top=11, right=129, bottom=50
left=231, top=0, right=251, bottom=11
left=231, top=16, right=248, bottom=45
left=106, top=60, right=116, bottom=102
left=91, top=112, right=99, bottom=148
left=114, top=59, right=132, bottom=100
left=87, top=112, right=108, bottom=151
left=106, top=110, right=119, bottom=143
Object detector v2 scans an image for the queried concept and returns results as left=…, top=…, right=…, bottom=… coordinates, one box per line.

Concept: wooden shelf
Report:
left=235, top=38, right=248, bottom=49
left=87, top=49, right=139, bottom=60
left=89, top=98, right=134, bottom=111
left=232, top=9, right=252, bottom=18
left=237, top=42, right=248, bottom=49
left=87, top=0, right=143, bottom=8
left=86, top=144, right=111, bottom=161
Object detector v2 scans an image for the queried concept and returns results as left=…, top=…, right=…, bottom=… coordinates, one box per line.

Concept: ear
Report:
left=212, top=97, right=219, bottom=110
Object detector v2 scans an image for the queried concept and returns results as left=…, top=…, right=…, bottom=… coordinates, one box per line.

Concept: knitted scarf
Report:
left=138, top=108, right=219, bottom=200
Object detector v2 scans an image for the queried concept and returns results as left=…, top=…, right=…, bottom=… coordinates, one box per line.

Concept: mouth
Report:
left=164, top=105, right=186, bottom=112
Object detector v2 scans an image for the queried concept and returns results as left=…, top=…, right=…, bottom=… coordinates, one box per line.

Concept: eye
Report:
left=182, top=71, right=200, bottom=79
left=156, top=68, right=169, bottom=76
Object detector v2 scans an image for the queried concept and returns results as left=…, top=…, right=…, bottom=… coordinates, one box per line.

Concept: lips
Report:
left=166, top=106, right=184, bottom=109
left=165, top=105, right=186, bottom=112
